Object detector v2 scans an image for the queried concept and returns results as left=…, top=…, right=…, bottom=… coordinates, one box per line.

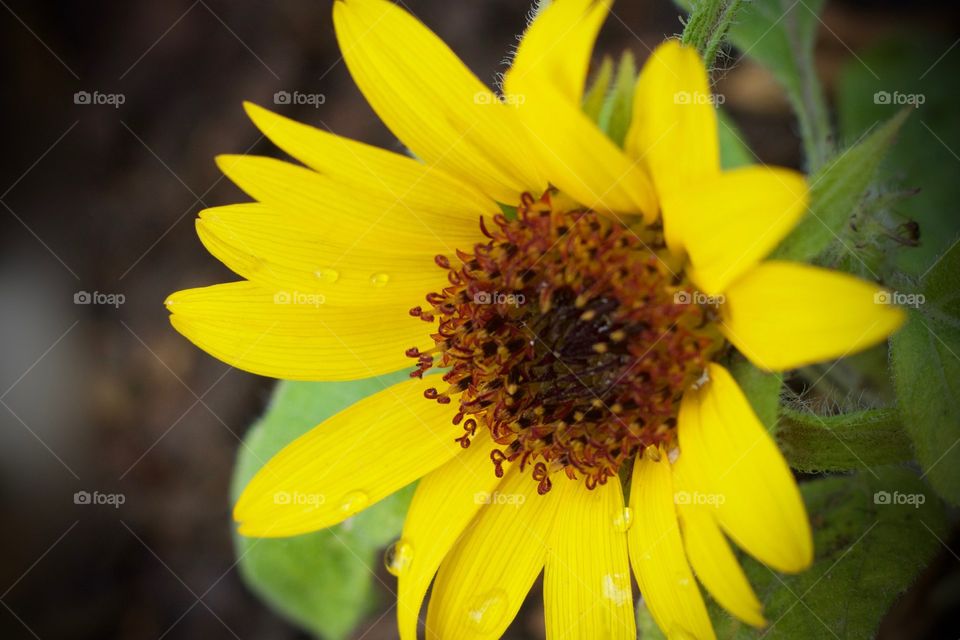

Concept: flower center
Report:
left=408, top=191, right=722, bottom=492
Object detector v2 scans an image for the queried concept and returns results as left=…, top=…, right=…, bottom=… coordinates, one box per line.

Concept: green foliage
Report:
left=729, top=356, right=781, bottom=431
left=636, top=599, right=667, bottom=640
left=717, top=110, right=754, bottom=170
left=891, top=243, right=960, bottom=505
left=583, top=51, right=638, bottom=148
left=639, top=469, right=946, bottom=639
left=597, top=51, right=638, bottom=148
left=730, top=0, right=830, bottom=168
left=772, top=110, right=909, bottom=263
left=777, top=407, right=912, bottom=473
left=584, top=46, right=752, bottom=168
left=680, top=0, right=747, bottom=66
left=837, top=38, right=960, bottom=275
left=582, top=56, right=614, bottom=122
left=230, top=372, right=414, bottom=640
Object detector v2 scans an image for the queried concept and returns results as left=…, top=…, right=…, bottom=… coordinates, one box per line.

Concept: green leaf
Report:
left=638, top=468, right=946, bottom=639
left=586, top=48, right=754, bottom=165
left=730, top=0, right=831, bottom=168
left=837, top=38, right=960, bottom=275
left=230, top=371, right=414, bottom=640
left=891, top=244, right=960, bottom=505
left=922, top=243, right=960, bottom=322
left=717, top=110, right=754, bottom=170
left=776, top=407, right=912, bottom=473
left=597, top=51, right=638, bottom=148
left=729, top=356, right=781, bottom=431
left=636, top=598, right=666, bottom=639
left=582, top=55, right=614, bottom=123
left=771, top=109, right=910, bottom=263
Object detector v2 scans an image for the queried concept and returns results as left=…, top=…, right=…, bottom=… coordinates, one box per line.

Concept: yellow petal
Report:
left=426, top=467, right=566, bottom=640
left=242, top=102, right=498, bottom=215
left=508, top=0, right=611, bottom=104
left=506, top=77, right=658, bottom=218
left=628, top=447, right=715, bottom=640
left=544, top=479, right=636, bottom=640
left=673, top=459, right=766, bottom=628
left=627, top=40, right=720, bottom=241
left=396, top=430, right=507, bottom=640
left=166, top=281, right=430, bottom=381
left=663, top=166, right=809, bottom=294
left=721, top=261, right=907, bottom=371
left=214, top=154, right=489, bottom=251
left=195, top=204, right=454, bottom=306
left=333, top=0, right=545, bottom=203
left=233, top=376, right=460, bottom=537
left=678, top=363, right=813, bottom=573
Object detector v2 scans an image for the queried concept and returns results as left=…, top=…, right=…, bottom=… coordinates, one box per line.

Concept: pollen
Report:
left=408, top=191, right=723, bottom=492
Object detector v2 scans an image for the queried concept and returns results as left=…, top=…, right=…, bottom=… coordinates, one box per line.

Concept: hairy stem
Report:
left=681, top=0, right=746, bottom=67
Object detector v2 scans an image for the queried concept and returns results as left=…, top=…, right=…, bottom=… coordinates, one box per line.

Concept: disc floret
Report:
left=409, top=192, right=722, bottom=492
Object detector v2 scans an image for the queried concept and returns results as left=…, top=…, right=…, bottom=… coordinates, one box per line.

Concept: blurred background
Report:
left=1, top=0, right=958, bottom=638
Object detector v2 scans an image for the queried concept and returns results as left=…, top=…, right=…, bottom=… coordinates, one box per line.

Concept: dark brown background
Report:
left=0, top=1, right=957, bottom=638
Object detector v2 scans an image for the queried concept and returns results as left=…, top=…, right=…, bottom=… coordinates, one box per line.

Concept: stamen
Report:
left=408, top=190, right=722, bottom=490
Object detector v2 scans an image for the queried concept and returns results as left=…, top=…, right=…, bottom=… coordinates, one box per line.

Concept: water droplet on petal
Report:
left=677, top=574, right=691, bottom=588
left=339, top=490, right=369, bottom=515
left=384, top=539, right=414, bottom=576
left=465, top=588, right=508, bottom=633
left=601, top=573, right=631, bottom=606
left=612, top=507, right=633, bottom=532
left=369, top=272, right=390, bottom=287
left=314, top=267, right=340, bottom=283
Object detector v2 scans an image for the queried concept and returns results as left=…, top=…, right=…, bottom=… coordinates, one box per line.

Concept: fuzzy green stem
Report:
left=681, top=0, right=746, bottom=67
left=777, top=407, right=912, bottom=472
left=779, top=0, right=833, bottom=170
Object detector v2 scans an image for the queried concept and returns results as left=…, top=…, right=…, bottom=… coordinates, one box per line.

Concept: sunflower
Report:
left=165, top=0, right=905, bottom=638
